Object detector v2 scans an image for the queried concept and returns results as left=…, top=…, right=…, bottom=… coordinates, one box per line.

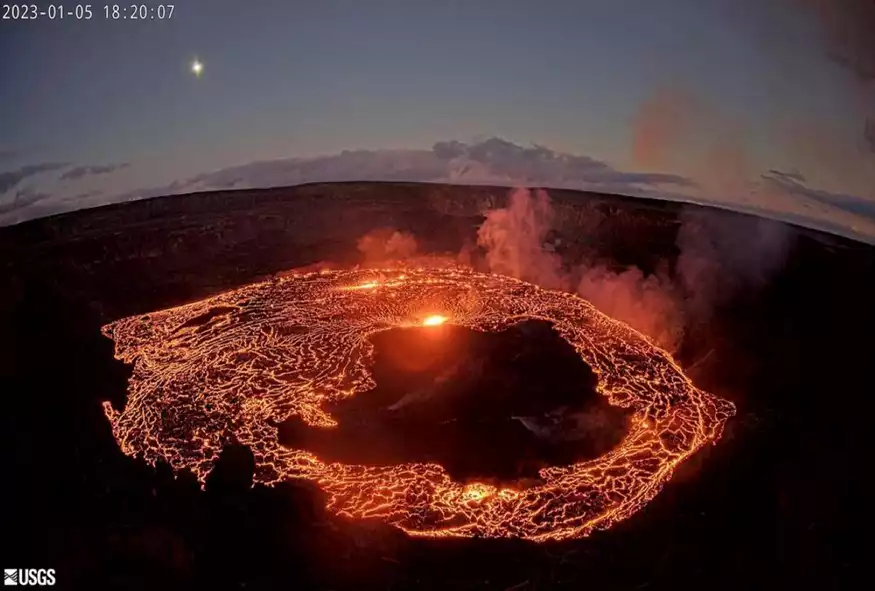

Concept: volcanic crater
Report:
left=278, top=320, right=633, bottom=485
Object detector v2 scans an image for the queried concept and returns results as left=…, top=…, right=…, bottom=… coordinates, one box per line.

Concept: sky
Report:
left=1, top=0, right=873, bottom=240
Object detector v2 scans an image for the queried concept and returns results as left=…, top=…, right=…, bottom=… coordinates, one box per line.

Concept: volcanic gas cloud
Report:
left=102, top=266, right=734, bottom=541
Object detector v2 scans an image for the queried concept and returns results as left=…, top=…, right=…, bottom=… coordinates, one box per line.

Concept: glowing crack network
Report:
left=102, top=266, right=735, bottom=541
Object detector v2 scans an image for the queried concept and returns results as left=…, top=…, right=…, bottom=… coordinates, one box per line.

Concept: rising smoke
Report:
left=575, top=264, right=683, bottom=351
left=674, top=209, right=793, bottom=321
left=357, top=228, right=419, bottom=265
left=801, top=0, right=875, bottom=153
left=476, top=188, right=569, bottom=291
left=475, top=188, right=792, bottom=353
left=476, top=187, right=684, bottom=350
left=736, top=0, right=875, bottom=157
left=631, top=85, right=754, bottom=202
left=351, top=187, right=792, bottom=353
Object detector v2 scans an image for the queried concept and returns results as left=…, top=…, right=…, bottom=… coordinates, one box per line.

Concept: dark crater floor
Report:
left=3, top=182, right=874, bottom=590
left=278, top=320, right=630, bottom=484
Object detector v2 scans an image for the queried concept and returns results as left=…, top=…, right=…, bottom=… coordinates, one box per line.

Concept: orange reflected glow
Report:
left=101, top=266, right=734, bottom=541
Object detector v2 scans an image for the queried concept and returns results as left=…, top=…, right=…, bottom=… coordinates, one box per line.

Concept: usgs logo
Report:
left=3, top=569, right=56, bottom=587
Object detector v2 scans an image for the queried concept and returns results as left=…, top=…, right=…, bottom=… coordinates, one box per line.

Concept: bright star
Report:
left=191, top=59, right=203, bottom=77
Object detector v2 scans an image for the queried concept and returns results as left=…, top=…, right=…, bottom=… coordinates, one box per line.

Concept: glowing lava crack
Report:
left=102, top=267, right=735, bottom=541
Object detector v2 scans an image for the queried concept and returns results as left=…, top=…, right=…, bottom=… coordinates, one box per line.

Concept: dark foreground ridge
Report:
left=2, top=182, right=873, bottom=589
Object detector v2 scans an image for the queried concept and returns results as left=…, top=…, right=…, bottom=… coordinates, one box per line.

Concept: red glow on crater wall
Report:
left=102, top=267, right=734, bottom=541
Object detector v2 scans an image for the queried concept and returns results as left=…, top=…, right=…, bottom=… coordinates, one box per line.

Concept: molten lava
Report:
left=102, top=266, right=735, bottom=541
left=422, top=314, right=448, bottom=326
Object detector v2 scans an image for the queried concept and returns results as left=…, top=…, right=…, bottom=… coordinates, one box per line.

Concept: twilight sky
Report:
left=1, top=0, right=873, bottom=240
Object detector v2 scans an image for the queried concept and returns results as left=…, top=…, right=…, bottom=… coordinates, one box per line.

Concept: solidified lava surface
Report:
left=101, top=266, right=735, bottom=541
left=278, top=320, right=633, bottom=483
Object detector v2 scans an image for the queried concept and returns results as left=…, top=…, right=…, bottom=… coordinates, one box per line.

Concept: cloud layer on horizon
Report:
left=175, top=138, right=696, bottom=197
left=0, top=162, right=68, bottom=194
left=1, top=137, right=874, bottom=244
left=59, top=162, right=130, bottom=181
left=802, top=0, right=875, bottom=153
left=762, top=169, right=875, bottom=219
left=0, top=186, right=53, bottom=215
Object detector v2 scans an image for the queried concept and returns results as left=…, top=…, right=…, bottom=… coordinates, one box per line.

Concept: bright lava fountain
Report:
left=102, top=267, right=735, bottom=541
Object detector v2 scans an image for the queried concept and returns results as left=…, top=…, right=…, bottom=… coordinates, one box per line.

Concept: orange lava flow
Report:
left=101, top=266, right=735, bottom=541
left=422, top=314, right=448, bottom=326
